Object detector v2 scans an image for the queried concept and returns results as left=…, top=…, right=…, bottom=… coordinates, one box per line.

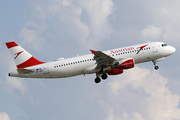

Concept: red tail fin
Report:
left=6, top=41, right=45, bottom=69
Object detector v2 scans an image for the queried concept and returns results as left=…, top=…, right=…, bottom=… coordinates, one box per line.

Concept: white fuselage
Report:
left=9, top=42, right=175, bottom=78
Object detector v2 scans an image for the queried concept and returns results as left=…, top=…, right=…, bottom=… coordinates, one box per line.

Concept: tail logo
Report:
left=14, top=51, right=23, bottom=59
left=136, top=45, right=148, bottom=54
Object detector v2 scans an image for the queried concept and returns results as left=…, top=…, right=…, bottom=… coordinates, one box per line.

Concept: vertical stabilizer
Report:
left=6, top=41, right=44, bottom=69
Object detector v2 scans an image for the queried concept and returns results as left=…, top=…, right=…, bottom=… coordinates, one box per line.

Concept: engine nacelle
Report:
left=112, top=58, right=135, bottom=70
left=108, top=68, right=123, bottom=75
left=119, top=58, right=135, bottom=69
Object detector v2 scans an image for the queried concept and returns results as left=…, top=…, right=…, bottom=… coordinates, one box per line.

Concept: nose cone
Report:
left=163, top=45, right=176, bottom=57
left=170, top=46, right=176, bottom=54
left=172, top=46, right=176, bottom=53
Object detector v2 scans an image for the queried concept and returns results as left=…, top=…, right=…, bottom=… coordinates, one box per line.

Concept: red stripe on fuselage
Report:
left=17, top=57, right=45, bottom=69
left=136, top=44, right=148, bottom=54
left=6, top=41, right=18, bottom=49
left=139, top=45, right=148, bottom=50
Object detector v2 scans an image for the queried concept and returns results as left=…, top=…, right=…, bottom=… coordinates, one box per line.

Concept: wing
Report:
left=17, top=68, right=34, bottom=74
left=93, top=51, right=116, bottom=70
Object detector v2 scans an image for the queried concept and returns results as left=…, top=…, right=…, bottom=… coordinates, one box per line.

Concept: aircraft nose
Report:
left=170, top=46, right=176, bottom=54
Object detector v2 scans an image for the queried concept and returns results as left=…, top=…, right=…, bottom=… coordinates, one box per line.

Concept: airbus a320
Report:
left=6, top=41, right=175, bottom=83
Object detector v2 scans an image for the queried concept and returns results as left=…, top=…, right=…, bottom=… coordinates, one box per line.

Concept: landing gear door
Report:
left=151, top=43, right=158, bottom=53
left=43, top=64, right=49, bottom=74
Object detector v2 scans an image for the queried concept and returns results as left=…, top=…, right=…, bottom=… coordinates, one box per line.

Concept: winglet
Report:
left=90, top=49, right=96, bottom=54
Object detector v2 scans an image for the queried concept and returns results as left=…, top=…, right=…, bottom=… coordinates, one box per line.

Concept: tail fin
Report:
left=6, top=41, right=44, bottom=69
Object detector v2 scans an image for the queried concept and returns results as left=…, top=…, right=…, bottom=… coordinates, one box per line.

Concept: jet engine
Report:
left=111, top=58, right=135, bottom=69
left=119, top=58, right=135, bottom=69
left=108, top=68, right=123, bottom=75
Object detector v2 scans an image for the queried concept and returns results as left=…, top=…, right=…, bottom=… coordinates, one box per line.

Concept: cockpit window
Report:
left=162, top=44, right=168, bottom=47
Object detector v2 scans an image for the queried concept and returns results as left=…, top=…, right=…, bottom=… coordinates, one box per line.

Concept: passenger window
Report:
left=69, top=63, right=70, bottom=65
left=54, top=66, right=56, bottom=68
left=59, top=65, right=61, bottom=67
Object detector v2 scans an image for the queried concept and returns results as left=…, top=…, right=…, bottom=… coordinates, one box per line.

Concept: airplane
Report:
left=6, top=41, right=176, bottom=83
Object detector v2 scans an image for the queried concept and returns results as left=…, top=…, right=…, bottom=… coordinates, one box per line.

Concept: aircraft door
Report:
left=43, top=64, right=49, bottom=74
left=151, top=43, right=158, bottom=53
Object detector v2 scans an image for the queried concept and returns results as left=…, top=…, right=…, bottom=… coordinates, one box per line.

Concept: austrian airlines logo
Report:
left=14, top=51, right=23, bottom=59
left=136, top=45, right=148, bottom=54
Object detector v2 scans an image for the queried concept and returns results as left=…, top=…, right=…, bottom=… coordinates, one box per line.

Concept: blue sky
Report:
left=0, top=0, right=180, bottom=120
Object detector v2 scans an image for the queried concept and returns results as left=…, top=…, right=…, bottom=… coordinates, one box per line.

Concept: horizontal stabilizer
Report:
left=17, top=68, right=34, bottom=74
left=54, top=58, right=64, bottom=61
